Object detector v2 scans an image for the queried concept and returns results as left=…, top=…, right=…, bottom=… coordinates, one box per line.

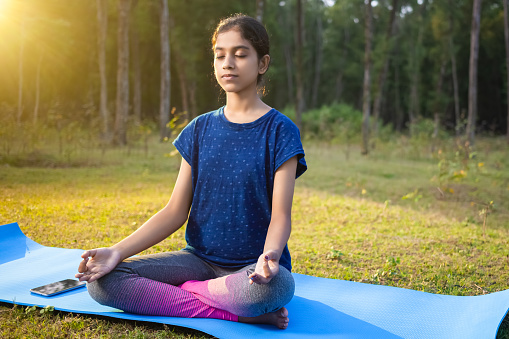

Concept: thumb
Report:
left=263, top=250, right=279, bottom=262
left=262, top=257, right=271, bottom=276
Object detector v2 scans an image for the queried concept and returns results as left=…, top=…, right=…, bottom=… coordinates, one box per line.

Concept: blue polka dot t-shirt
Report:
left=172, top=105, right=307, bottom=272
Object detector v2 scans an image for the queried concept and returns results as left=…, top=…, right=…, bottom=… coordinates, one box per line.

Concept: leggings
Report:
left=86, top=250, right=295, bottom=321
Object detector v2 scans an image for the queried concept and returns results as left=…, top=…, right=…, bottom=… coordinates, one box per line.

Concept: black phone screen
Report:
left=30, top=279, right=86, bottom=296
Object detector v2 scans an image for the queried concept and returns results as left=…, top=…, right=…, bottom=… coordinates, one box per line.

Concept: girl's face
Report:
left=213, top=29, right=269, bottom=94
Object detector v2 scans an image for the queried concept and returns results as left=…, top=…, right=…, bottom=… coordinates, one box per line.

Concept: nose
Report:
left=222, top=54, right=234, bottom=69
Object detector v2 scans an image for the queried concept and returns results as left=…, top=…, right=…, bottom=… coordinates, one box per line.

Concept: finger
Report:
left=248, top=273, right=260, bottom=284
left=76, top=272, right=91, bottom=282
left=87, top=249, right=98, bottom=258
left=77, top=258, right=88, bottom=273
left=81, top=250, right=92, bottom=259
left=249, top=273, right=271, bottom=285
left=87, top=272, right=105, bottom=283
left=262, top=258, right=271, bottom=276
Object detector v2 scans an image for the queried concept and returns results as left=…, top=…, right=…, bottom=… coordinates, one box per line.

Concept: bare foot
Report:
left=238, top=307, right=289, bottom=329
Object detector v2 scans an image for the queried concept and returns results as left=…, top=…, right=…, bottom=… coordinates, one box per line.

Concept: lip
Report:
left=222, top=74, right=238, bottom=79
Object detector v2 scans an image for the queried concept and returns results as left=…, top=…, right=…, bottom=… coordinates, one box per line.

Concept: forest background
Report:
left=0, top=0, right=508, bottom=151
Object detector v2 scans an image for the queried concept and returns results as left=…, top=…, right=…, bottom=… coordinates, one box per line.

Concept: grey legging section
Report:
left=87, top=250, right=295, bottom=317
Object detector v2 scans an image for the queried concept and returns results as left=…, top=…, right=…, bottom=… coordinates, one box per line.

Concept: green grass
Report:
left=1, top=136, right=508, bottom=338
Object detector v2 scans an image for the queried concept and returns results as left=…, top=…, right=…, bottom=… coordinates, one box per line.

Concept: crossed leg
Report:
left=87, top=251, right=236, bottom=320
left=86, top=250, right=294, bottom=328
left=179, top=263, right=295, bottom=328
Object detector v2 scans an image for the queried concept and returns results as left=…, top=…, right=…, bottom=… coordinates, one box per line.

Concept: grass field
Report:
left=1, top=135, right=508, bottom=338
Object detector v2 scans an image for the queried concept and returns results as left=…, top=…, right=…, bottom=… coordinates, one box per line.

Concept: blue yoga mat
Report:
left=1, top=222, right=508, bottom=338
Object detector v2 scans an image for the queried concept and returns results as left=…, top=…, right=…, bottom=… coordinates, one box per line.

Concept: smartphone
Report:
left=30, top=279, right=86, bottom=297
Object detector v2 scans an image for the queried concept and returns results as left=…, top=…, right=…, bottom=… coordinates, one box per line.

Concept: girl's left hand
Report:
left=248, top=250, right=280, bottom=285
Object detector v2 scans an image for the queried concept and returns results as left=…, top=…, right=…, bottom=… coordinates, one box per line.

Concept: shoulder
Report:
left=179, top=108, right=223, bottom=135
left=188, top=108, right=220, bottom=127
left=269, top=109, right=302, bottom=135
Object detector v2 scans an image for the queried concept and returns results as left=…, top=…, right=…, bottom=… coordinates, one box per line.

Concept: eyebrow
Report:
left=214, top=45, right=251, bottom=52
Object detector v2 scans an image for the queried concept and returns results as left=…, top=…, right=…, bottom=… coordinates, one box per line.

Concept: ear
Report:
left=258, top=54, right=270, bottom=75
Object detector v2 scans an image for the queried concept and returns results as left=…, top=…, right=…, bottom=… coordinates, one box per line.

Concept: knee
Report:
left=87, top=262, right=137, bottom=307
left=239, top=268, right=295, bottom=317
left=86, top=278, right=109, bottom=306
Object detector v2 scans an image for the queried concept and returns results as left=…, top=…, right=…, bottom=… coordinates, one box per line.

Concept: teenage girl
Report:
left=76, top=13, right=307, bottom=329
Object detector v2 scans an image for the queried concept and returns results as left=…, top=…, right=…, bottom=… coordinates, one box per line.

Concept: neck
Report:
left=224, top=87, right=263, bottom=115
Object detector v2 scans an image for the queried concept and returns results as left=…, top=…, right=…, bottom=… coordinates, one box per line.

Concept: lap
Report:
left=104, top=250, right=217, bottom=286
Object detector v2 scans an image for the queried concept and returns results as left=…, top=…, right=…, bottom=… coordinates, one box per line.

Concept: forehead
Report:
left=214, top=29, right=253, bottom=51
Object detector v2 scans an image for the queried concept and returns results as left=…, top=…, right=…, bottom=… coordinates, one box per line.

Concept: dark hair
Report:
left=211, top=13, right=270, bottom=95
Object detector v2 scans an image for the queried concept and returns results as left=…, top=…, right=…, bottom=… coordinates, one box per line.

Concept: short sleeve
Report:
left=172, top=117, right=197, bottom=165
left=274, top=117, right=307, bottom=178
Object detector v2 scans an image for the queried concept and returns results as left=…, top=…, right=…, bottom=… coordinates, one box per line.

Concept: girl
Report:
left=76, top=13, right=307, bottom=330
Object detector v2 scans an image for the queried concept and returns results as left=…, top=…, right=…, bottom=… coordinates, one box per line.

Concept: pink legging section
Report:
left=101, top=274, right=238, bottom=321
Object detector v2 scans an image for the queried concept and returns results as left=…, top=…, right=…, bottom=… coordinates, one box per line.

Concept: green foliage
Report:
left=401, top=189, right=423, bottom=202
left=433, top=139, right=478, bottom=191
left=327, top=247, right=344, bottom=260
left=283, top=103, right=362, bottom=143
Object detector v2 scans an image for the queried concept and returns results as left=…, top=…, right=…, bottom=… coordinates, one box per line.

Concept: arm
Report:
left=248, top=156, right=298, bottom=284
left=111, top=157, right=193, bottom=259
left=76, top=158, right=193, bottom=282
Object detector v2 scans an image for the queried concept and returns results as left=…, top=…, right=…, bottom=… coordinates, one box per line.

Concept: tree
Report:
left=131, top=0, right=142, bottom=126
left=408, top=0, right=428, bottom=132
left=96, top=0, right=110, bottom=140
left=447, top=0, right=461, bottom=136
left=295, top=0, right=305, bottom=131
left=277, top=1, right=295, bottom=105
left=114, top=0, right=131, bottom=146
left=33, top=53, right=43, bottom=124
left=372, top=0, right=399, bottom=138
left=159, top=0, right=171, bottom=141
left=504, top=0, right=509, bottom=144
left=466, top=0, right=482, bottom=147
left=361, top=0, right=373, bottom=155
left=311, top=0, right=324, bottom=109
left=17, top=19, right=25, bottom=124
left=256, top=0, right=264, bottom=23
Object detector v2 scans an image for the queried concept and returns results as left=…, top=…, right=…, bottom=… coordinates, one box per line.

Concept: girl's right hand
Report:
left=75, top=247, right=122, bottom=283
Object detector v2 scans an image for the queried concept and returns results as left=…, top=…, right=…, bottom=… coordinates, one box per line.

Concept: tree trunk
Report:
left=278, top=3, right=294, bottom=105
left=361, top=0, right=373, bottom=156
left=295, top=0, right=305, bottom=131
left=175, top=51, right=190, bottom=122
left=408, top=0, right=428, bottom=132
left=17, top=19, right=25, bottom=124
left=33, top=53, right=43, bottom=125
left=504, top=0, right=509, bottom=144
left=131, top=4, right=142, bottom=126
left=372, top=0, right=399, bottom=138
left=335, top=27, right=350, bottom=102
left=114, top=0, right=131, bottom=146
left=311, top=0, right=323, bottom=109
left=256, top=0, right=264, bottom=23
left=96, top=0, right=110, bottom=141
left=189, top=80, right=197, bottom=120
left=432, top=58, right=447, bottom=153
left=448, top=0, right=461, bottom=137
left=392, top=36, right=403, bottom=132
left=159, top=0, right=171, bottom=141
left=466, top=0, right=482, bottom=147
left=284, top=44, right=295, bottom=105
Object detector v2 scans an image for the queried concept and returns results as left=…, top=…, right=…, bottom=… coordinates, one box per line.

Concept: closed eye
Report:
left=215, top=55, right=246, bottom=59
